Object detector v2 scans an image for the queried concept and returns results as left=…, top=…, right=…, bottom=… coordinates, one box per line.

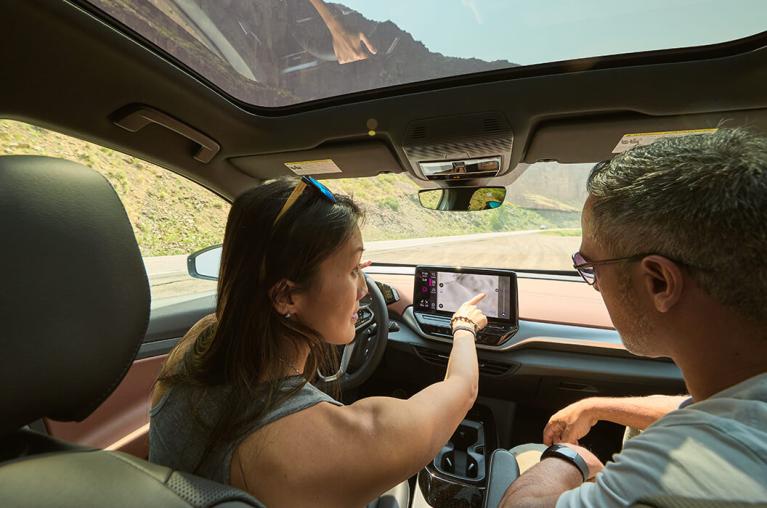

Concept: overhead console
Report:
left=413, top=266, right=519, bottom=347
left=403, top=112, right=513, bottom=181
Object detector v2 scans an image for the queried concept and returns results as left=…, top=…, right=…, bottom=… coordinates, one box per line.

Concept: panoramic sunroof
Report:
left=86, top=0, right=766, bottom=108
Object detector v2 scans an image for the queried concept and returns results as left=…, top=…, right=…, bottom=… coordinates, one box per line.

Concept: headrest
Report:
left=0, top=156, right=150, bottom=435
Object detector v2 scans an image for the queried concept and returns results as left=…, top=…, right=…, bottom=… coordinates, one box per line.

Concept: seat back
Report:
left=0, top=156, right=263, bottom=507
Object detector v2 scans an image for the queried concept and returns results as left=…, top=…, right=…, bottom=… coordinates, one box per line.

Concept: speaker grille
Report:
left=402, top=112, right=513, bottom=177
left=404, top=136, right=511, bottom=160
left=409, top=125, right=427, bottom=140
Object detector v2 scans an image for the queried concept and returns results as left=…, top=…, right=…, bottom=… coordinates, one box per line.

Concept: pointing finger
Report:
left=467, top=293, right=486, bottom=305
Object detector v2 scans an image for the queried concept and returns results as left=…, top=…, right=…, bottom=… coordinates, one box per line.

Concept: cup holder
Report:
left=433, top=419, right=486, bottom=482
left=439, top=446, right=480, bottom=478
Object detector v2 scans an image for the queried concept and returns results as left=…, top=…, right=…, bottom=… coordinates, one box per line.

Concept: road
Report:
left=365, top=229, right=580, bottom=270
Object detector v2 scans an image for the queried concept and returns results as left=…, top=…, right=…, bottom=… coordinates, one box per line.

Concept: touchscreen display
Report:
left=416, top=269, right=513, bottom=320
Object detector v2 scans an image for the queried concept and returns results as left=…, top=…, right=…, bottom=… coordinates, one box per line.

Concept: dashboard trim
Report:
left=402, top=306, right=626, bottom=353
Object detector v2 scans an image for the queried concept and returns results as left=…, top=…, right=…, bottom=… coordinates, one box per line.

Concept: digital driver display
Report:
left=415, top=269, right=513, bottom=320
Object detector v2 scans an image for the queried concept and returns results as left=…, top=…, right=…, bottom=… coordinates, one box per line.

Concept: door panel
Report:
left=45, top=355, right=166, bottom=458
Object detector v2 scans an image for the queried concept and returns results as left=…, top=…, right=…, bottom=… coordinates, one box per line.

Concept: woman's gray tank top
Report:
left=149, top=376, right=341, bottom=484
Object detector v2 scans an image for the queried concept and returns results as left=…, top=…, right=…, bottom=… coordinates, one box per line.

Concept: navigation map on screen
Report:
left=416, top=269, right=512, bottom=320
left=438, top=272, right=499, bottom=316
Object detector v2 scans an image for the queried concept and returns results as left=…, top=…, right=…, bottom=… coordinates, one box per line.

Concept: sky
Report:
left=339, top=0, right=767, bottom=65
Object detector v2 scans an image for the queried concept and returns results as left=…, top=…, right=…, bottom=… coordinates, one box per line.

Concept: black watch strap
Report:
left=540, top=444, right=589, bottom=482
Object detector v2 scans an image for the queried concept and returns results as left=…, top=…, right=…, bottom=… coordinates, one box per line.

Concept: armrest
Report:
left=483, top=449, right=520, bottom=508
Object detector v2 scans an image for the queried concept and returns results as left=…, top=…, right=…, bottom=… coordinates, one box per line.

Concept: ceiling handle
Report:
left=112, top=105, right=220, bottom=163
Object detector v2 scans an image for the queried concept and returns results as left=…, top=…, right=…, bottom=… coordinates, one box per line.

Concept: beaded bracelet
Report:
left=450, top=315, right=478, bottom=333
left=452, top=324, right=477, bottom=338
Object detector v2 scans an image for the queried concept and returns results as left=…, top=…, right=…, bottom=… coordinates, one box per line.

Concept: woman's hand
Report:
left=543, top=398, right=599, bottom=446
left=308, top=0, right=378, bottom=64
left=331, top=28, right=377, bottom=64
left=451, top=293, right=488, bottom=334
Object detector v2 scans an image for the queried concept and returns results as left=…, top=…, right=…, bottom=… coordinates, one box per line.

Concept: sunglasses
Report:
left=274, top=176, right=337, bottom=225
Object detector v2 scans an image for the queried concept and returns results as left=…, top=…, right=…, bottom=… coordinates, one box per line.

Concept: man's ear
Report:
left=639, top=255, right=684, bottom=313
left=270, top=279, right=300, bottom=316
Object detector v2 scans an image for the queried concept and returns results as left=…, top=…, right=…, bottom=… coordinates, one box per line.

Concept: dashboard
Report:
left=367, top=268, right=686, bottom=401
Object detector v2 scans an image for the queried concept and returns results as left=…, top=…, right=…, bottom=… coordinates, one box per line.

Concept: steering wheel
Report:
left=318, top=274, right=389, bottom=391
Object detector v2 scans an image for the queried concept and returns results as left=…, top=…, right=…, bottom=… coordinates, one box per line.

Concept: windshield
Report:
left=85, top=0, right=766, bottom=107
left=332, top=162, right=591, bottom=271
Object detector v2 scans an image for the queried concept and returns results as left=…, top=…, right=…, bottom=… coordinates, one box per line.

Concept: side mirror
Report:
left=188, top=244, right=222, bottom=280
left=418, top=187, right=506, bottom=211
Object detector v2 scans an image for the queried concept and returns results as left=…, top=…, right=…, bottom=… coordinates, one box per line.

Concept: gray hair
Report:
left=587, top=128, right=767, bottom=323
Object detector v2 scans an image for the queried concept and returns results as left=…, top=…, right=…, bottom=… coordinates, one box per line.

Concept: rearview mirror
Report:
left=418, top=187, right=506, bottom=211
left=188, top=244, right=222, bottom=280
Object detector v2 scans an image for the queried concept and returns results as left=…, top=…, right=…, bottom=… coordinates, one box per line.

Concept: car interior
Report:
left=1, top=1, right=766, bottom=507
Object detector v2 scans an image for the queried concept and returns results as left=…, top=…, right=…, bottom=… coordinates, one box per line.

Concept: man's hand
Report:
left=544, top=395, right=691, bottom=445
left=543, top=398, right=599, bottom=445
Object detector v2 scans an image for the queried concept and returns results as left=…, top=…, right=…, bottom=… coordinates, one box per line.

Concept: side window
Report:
left=0, top=120, right=229, bottom=306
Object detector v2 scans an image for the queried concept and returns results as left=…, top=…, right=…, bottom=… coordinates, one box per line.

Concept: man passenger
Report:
left=501, top=128, right=767, bottom=507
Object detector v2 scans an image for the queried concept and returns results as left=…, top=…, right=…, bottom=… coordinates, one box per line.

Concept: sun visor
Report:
left=230, top=140, right=403, bottom=180
left=525, top=109, right=767, bottom=164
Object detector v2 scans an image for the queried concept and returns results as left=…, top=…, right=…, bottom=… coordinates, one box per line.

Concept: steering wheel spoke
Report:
left=354, top=303, right=375, bottom=332
left=317, top=342, right=356, bottom=383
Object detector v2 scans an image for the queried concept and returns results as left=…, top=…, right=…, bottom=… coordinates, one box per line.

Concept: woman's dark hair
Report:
left=156, top=178, right=362, bottom=473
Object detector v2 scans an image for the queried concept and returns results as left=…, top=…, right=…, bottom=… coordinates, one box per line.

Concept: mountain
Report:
left=90, top=0, right=518, bottom=106
left=505, top=162, right=592, bottom=211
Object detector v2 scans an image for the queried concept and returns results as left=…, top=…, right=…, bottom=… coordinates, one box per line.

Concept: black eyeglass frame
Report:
left=572, top=251, right=704, bottom=286
left=571, top=252, right=649, bottom=286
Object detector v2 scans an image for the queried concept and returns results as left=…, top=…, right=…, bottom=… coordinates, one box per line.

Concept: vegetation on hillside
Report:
left=0, top=120, right=229, bottom=256
left=1, top=120, right=581, bottom=256
left=331, top=174, right=575, bottom=242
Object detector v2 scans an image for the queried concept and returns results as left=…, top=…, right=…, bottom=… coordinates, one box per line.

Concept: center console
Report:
left=417, top=406, right=498, bottom=507
left=413, top=266, right=519, bottom=347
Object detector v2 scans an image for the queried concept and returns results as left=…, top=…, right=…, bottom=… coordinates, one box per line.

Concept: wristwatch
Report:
left=540, top=444, right=589, bottom=482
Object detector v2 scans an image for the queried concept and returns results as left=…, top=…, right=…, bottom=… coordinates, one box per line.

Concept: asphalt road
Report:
left=366, top=230, right=581, bottom=270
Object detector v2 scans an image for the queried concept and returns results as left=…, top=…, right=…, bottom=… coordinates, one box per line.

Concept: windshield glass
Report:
left=86, top=0, right=766, bottom=107
left=332, top=162, right=591, bottom=271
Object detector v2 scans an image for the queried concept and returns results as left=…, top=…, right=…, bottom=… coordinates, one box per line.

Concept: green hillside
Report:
left=1, top=119, right=579, bottom=256
left=331, top=175, right=572, bottom=241
left=0, top=120, right=229, bottom=256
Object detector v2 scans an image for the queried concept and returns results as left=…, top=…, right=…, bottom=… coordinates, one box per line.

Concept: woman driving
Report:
left=149, top=177, right=487, bottom=507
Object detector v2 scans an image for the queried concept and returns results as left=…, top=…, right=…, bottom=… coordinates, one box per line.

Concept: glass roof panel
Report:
left=86, top=0, right=767, bottom=107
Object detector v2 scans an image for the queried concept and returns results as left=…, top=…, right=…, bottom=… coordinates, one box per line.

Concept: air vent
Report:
left=478, top=360, right=510, bottom=376
left=415, top=347, right=512, bottom=376
left=416, top=347, right=449, bottom=365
